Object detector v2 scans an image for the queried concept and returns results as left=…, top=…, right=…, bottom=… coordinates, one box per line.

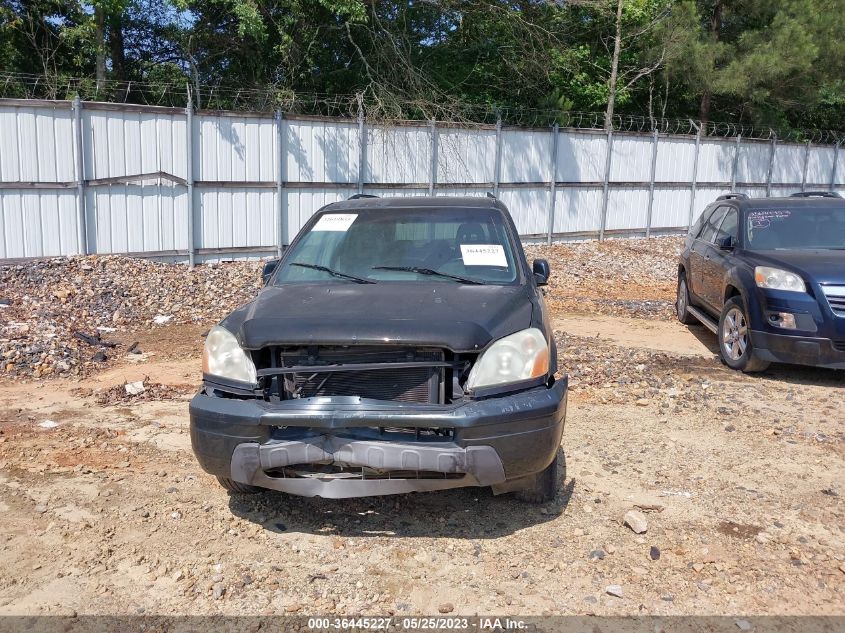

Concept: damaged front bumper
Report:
left=189, top=378, right=567, bottom=498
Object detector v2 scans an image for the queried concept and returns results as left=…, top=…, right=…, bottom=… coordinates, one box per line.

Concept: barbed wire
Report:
left=0, top=72, right=841, bottom=144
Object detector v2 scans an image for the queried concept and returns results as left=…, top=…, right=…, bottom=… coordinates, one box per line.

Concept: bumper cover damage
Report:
left=190, top=377, right=567, bottom=498
left=231, top=440, right=505, bottom=498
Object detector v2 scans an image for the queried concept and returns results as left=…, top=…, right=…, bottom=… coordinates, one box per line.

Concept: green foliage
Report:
left=1, top=0, right=844, bottom=133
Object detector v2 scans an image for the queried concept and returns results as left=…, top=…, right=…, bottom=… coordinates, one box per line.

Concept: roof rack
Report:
left=716, top=193, right=749, bottom=201
left=486, top=192, right=497, bottom=200
left=347, top=193, right=379, bottom=200
left=789, top=191, right=842, bottom=198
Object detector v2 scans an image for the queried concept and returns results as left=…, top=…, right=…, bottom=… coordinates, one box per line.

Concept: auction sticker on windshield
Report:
left=460, top=244, right=508, bottom=267
left=313, top=214, right=358, bottom=232
left=748, top=209, right=791, bottom=229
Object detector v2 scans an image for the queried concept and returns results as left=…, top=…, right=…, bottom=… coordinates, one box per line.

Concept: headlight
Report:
left=466, top=328, right=549, bottom=390
left=202, top=325, right=257, bottom=384
left=754, top=266, right=806, bottom=293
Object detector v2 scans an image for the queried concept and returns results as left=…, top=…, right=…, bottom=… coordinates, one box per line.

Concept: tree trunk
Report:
left=698, top=1, right=723, bottom=128
left=94, top=6, right=106, bottom=89
left=648, top=76, right=655, bottom=130
left=604, top=0, right=624, bottom=131
left=698, top=90, right=711, bottom=125
left=108, top=11, right=127, bottom=82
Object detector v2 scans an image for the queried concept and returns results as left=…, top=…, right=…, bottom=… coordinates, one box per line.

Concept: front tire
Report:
left=515, top=450, right=564, bottom=504
left=216, top=476, right=262, bottom=494
left=676, top=272, right=697, bottom=325
left=718, top=297, right=770, bottom=373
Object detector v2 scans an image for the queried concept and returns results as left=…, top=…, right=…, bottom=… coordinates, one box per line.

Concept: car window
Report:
left=746, top=205, right=845, bottom=250
left=275, top=207, right=520, bottom=285
left=692, top=207, right=716, bottom=238
left=714, top=208, right=739, bottom=243
left=700, top=206, right=727, bottom=242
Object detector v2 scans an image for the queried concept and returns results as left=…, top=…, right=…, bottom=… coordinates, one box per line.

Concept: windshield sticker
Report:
left=460, top=244, right=507, bottom=267
left=747, top=209, right=792, bottom=229
left=312, top=213, right=358, bottom=232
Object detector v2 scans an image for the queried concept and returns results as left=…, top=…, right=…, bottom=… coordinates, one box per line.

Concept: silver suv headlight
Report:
left=754, top=266, right=806, bottom=293
left=466, top=328, right=549, bottom=390
left=202, top=325, right=257, bottom=384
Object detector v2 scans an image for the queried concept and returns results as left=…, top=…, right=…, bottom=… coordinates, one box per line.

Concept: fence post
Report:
left=428, top=119, right=438, bottom=196
left=688, top=125, right=701, bottom=229
left=546, top=123, right=559, bottom=245
left=801, top=141, right=811, bottom=192
left=72, top=96, right=88, bottom=255
left=599, top=129, right=614, bottom=241
left=275, top=108, right=285, bottom=257
left=493, top=115, right=502, bottom=197
left=766, top=135, right=776, bottom=197
left=730, top=135, right=741, bottom=192
left=356, top=95, right=366, bottom=195
left=645, top=129, right=659, bottom=238
left=830, top=141, right=841, bottom=191
left=185, top=93, right=196, bottom=268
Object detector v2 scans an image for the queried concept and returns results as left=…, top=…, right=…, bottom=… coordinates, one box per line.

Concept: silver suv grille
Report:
left=820, top=285, right=845, bottom=317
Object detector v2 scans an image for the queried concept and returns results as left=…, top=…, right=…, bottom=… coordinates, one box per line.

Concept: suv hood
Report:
left=224, top=283, right=534, bottom=352
left=750, top=249, right=845, bottom=285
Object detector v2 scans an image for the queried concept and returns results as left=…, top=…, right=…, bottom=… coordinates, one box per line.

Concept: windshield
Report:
left=746, top=206, right=845, bottom=250
left=274, top=207, right=520, bottom=285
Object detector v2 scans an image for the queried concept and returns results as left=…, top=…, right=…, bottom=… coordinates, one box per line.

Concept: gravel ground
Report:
left=525, top=236, right=682, bottom=320
left=0, top=238, right=843, bottom=617
left=0, top=256, right=261, bottom=379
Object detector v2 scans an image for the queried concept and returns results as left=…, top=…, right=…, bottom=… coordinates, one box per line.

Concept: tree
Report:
left=1, top=0, right=844, bottom=133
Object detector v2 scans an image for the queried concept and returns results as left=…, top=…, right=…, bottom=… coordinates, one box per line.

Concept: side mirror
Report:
left=262, top=259, right=280, bottom=285
left=532, top=258, right=550, bottom=286
left=716, top=235, right=734, bottom=251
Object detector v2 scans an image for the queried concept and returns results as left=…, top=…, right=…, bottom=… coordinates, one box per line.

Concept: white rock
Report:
left=605, top=584, right=624, bottom=598
left=125, top=381, right=146, bottom=396
left=624, top=510, right=648, bottom=534
left=735, top=619, right=752, bottom=631
left=153, top=315, right=173, bottom=325
left=38, top=420, right=59, bottom=429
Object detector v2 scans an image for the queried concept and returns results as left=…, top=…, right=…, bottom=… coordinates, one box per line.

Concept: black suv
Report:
left=677, top=192, right=845, bottom=372
left=190, top=196, right=567, bottom=502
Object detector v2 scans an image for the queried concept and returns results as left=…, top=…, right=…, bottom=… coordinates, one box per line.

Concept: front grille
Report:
left=375, top=426, right=454, bottom=440
left=834, top=341, right=845, bottom=352
left=292, top=366, right=436, bottom=402
left=268, top=464, right=464, bottom=481
left=256, top=346, right=444, bottom=404
left=821, top=286, right=845, bottom=317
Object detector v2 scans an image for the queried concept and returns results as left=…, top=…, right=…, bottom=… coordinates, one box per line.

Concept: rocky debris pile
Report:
left=556, top=331, right=726, bottom=410
left=526, top=236, right=683, bottom=319
left=90, top=378, right=195, bottom=406
left=0, top=256, right=262, bottom=380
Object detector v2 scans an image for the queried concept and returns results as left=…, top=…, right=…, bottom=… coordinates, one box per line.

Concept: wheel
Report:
left=515, top=449, right=564, bottom=504
left=676, top=272, right=697, bottom=325
left=718, top=297, right=770, bottom=373
left=216, top=476, right=262, bottom=494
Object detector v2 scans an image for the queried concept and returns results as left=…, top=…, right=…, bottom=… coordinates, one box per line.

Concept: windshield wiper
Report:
left=372, top=266, right=486, bottom=285
left=289, top=262, right=376, bottom=284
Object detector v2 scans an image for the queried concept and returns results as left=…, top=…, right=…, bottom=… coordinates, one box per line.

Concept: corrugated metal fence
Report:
left=1, top=97, right=843, bottom=263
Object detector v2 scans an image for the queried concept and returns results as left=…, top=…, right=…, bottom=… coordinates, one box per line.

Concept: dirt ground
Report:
left=1, top=241, right=843, bottom=616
